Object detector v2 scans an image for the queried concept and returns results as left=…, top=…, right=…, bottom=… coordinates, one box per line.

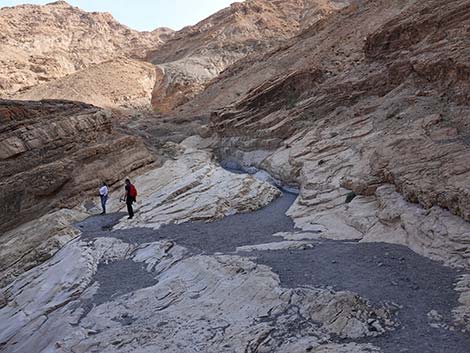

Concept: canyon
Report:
left=1, top=0, right=470, bottom=352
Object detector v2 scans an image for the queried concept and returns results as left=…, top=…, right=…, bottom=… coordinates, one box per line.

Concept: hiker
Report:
left=99, top=182, right=109, bottom=215
left=123, top=178, right=137, bottom=219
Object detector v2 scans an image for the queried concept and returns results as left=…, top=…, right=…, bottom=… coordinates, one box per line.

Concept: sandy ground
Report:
left=76, top=192, right=470, bottom=353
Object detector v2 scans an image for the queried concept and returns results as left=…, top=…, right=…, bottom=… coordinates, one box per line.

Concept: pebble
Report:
left=0, top=290, right=6, bottom=308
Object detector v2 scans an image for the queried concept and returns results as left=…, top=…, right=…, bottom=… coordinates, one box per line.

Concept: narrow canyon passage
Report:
left=75, top=191, right=470, bottom=353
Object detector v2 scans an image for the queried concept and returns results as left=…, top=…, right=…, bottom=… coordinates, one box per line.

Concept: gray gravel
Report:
left=254, top=242, right=469, bottom=353
left=76, top=191, right=470, bottom=353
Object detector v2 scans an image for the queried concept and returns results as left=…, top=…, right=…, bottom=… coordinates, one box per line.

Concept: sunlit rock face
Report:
left=0, top=209, right=87, bottom=288
left=0, top=1, right=172, bottom=97
left=205, top=0, right=470, bottom=269
left=13, top=59, right=159, bottom=111
left=111, top=140, right=281, bottom=230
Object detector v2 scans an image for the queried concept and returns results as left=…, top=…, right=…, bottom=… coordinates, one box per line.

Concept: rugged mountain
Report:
left=0, top=1, right=172, bottom=96
left=199, top=0, right=470, bottom=267
left=147, top=0, right=349, bottom=113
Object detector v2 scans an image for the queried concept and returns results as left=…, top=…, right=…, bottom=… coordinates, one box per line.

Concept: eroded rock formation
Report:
left=14, top=59, right=158, bottom=111
left=112, top=139, right=281, bottom=230
left=0, top=235, right=392, bottom=353
left=2, top=1, right=470, bottom=352
left=0, top=209, right=86, bottom=288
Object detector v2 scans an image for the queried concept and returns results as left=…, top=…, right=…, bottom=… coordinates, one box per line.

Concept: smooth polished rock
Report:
left=112, top=147, right=281, bottom=230
left=0, top=208, right=87, bottom=288
left=236, top=241, right=314, bottom=252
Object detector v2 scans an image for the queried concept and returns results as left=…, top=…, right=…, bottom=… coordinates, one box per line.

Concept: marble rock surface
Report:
left=112, top=145, right=281, bottom=230
left=0, top=236, right=390, bottom=353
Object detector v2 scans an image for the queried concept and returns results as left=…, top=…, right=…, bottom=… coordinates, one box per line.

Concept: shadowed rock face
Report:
left=201, top=0, right=470, bottom=267
left=0, top=99, right=155, bottom=232
left=0, top=1, right=172, bottom=96
left=147, top=0, right=349, bottom=113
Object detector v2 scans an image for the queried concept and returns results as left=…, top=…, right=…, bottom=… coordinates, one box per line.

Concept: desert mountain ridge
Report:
left=148, top=0, right=349, bottom=113
left=202, top=0, right=470, bottom=264
left=8, top=0, right=349, bottom=112
left=0, top=0, right=173, bottom=97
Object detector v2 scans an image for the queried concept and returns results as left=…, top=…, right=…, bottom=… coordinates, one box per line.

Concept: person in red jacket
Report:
left=123, top=178, right=137, bottom=219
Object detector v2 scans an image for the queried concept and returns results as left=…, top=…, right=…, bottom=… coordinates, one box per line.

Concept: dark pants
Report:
left=100, top=195, right=108, bottom=214
left=126, top=197, right=135, bottom=218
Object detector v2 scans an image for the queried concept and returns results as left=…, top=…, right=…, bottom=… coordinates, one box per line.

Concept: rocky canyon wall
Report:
left=206, top=0, right=470, bottom=267
left=148, top=0, right=349, bottom=113
left=0, top=99, right=155, bottom=233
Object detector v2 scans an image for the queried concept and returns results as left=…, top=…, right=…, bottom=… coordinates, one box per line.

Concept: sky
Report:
left=0, top=0, right=238, bottom=31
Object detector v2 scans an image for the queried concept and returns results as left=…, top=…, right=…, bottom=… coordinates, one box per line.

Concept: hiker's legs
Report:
left=126, top=200, right=134, bottom=218
left=101, top=195, right=107, bottom=214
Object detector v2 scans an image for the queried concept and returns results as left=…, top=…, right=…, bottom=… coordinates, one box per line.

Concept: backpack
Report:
left=129, top=184, right=138, bottom=199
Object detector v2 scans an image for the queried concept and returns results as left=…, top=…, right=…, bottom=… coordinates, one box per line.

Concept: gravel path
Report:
left=76, top=192, right=470, bottom=353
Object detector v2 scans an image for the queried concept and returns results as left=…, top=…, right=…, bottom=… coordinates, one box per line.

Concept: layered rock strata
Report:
left=14, top=59, right=158, bottom=111
left=0, top=236, right=391, bottom=353
left=0, top=134, right=281, bottom=291
left=0, top=209, right=86, bottom=288
left=205, top=0, right=470, bottom=267
left=112, top=139, right=281, bottom=230
left=0, top=99, right=155, bottom=232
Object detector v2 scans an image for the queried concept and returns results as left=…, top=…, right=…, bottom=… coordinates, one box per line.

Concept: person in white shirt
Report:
left=99, top=182, right=109, bottom=215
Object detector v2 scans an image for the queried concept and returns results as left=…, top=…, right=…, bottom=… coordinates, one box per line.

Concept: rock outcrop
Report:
left=0, top=133, right=281, bottom=294
left=204, top=0, right=470, bottom=267
left=0, top=1, right=172, bottom=96
left=148, top=0, right=349, bottom=113
left=0, top=99, right=155, bottom=232
left=2, top=1, right=470, bottom=352
left=0, top=209, right=87, bottom=288
left=455, top=275, right=470, bottom=331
